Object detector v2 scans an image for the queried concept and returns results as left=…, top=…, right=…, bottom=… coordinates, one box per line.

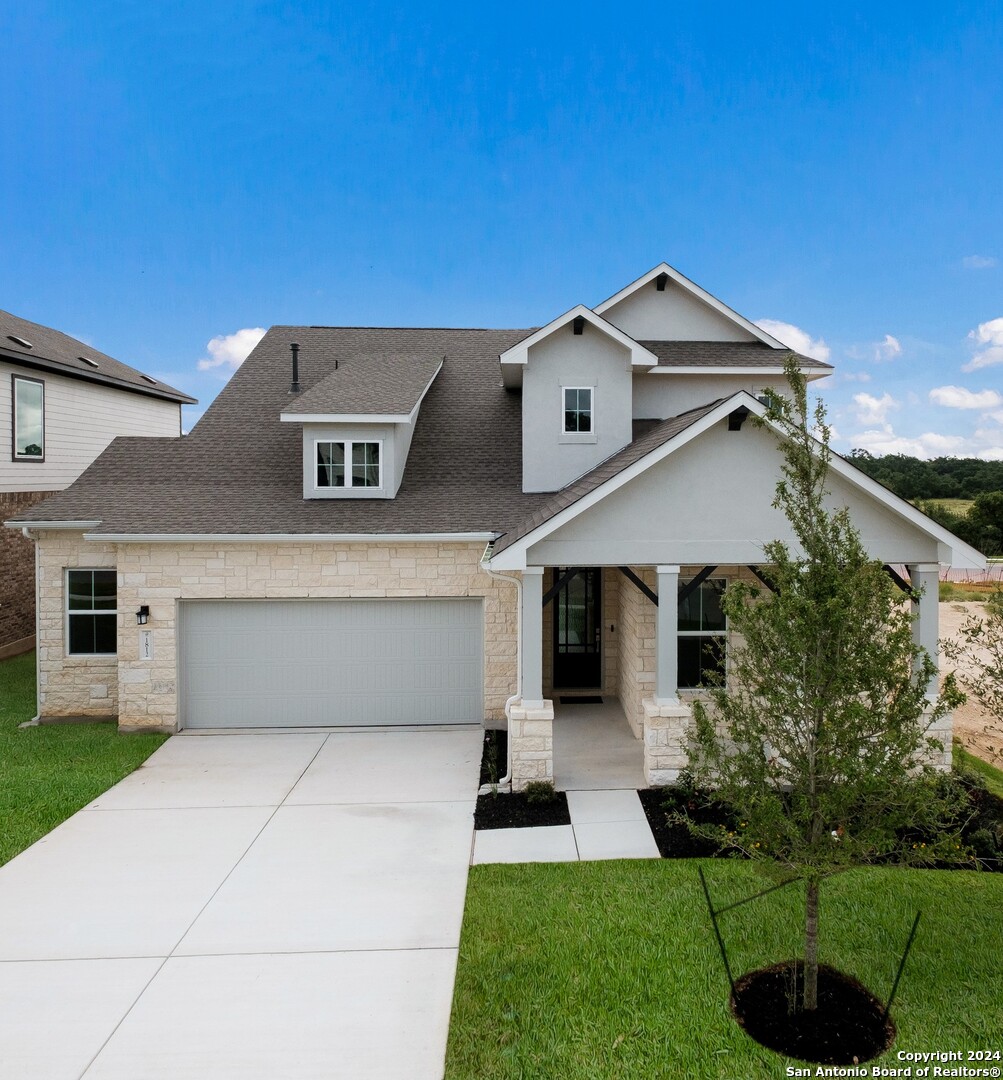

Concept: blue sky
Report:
left=2, top=1, right=1002, bottom=455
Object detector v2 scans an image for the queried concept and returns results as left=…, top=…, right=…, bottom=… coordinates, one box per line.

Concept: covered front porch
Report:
left=506, top=561, right=946, bottom=791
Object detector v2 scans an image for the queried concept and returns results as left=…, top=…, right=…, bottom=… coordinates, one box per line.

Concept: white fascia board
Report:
left=594, top=262, right=788, bottom=350
left=4, top=519, right=101, bottom=531
left=83, top=532, right=497, bottom=544
left=647, top=366, right=830, bottom=378
left=488, top=394, right=757, bottom=569
left=498, top=305, right=658, bottom=369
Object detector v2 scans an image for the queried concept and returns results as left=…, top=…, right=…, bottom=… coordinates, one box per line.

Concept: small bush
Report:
left=524, top=780, right=558, bottom=804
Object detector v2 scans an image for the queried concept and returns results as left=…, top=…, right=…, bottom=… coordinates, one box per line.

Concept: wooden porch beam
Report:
left=677, top=566, right=719, bottom=604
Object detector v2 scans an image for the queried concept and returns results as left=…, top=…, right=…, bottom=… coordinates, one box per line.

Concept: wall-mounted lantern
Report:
left=136, top=605, right=150, bottom=626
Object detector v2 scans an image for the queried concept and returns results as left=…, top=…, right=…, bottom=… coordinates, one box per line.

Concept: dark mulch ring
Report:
left=731, top=961, right=895, bottom=1065
left=475, top=730, right=571, bottom=830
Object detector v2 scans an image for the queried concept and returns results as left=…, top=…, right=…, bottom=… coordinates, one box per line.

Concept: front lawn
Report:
left=0, top=651, right=168, bottom=867
left=446, top=861, right=1003, bottom=1079
left=954, top=739, right=1003, bottom=799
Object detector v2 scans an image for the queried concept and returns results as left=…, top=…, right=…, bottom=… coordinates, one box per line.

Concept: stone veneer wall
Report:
left=36, top=530, right=119, bottom=718
left=617, top=566, right=656, bottom=736
left=34, top=536, right=518, bottom=732
left=0, top=491, right=58, bottom=654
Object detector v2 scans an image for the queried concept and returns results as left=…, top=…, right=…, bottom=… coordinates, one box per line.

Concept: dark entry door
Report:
left=552, top=567, right=602, bottom=689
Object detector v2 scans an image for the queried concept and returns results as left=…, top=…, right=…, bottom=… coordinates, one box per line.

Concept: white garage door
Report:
left=179, top=599, right=483, bottom=729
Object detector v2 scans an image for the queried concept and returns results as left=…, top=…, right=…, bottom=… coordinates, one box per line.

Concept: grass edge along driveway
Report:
left=446, top=859, right=1003, bottom=1080
left=0, top=651, right=167, bottom=867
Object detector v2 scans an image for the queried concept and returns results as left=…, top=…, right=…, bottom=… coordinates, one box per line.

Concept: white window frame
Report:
left=314, top=439, right=383, bottom=490
left=560, top=385, right=596, bottom=443
left=65, top=568, right=118, bottom=657
left=677, top=576, right=727, bottom=690
left=12, top=374, right=45, bottom=462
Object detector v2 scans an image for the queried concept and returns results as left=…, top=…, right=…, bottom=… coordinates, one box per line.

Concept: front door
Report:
left=552, top=567, right=602, bottom=689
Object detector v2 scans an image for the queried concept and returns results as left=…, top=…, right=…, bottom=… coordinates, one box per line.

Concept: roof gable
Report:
left=499, top=305, right=657, bottom=387
left=595, top=263, right=787, bottom=348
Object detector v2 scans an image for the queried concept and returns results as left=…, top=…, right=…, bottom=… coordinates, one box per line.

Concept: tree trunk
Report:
left=804, top=879, right=819, bottom=1011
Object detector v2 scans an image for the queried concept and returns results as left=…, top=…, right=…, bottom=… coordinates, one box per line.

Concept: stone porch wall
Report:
left=617, top=566, right=656, bottom=736
left=36, top=530, right=119, bottom=718
left=34, top=536, right=518, bottom=731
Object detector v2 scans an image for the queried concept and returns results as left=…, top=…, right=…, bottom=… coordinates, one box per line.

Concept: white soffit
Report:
left=498, top=305, right=658, bottom=388
left=595, top=262, right=788, bottom=350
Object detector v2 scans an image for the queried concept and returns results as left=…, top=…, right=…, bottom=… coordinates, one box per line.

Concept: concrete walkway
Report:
left=472, top=788, right=660, bottom=864
left=0, top=727, right=483, bottom=1080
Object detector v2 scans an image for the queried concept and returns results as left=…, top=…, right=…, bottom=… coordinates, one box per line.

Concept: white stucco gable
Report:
left=490, top=392, right=987, bottom=572
left=595, top=263, right=787, bottom=345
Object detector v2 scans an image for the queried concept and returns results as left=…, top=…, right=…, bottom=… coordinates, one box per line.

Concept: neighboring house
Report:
left=4, top=265, right=984, bottom=786
left=0, top=311, right=195, bottom=658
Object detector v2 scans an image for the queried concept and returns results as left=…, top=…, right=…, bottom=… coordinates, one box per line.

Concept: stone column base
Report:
left=508, top=700, right=554, bottom=791
left=923, top=705, right=953, bottom=772
left=642, top=697, right=694, bottom=786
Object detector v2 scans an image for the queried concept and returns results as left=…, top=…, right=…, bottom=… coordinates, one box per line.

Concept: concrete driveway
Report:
left=0, top=727, right=482, bottom=1080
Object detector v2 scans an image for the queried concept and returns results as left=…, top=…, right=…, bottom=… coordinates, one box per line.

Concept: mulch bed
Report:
left=731, top=960, right=895, bottom=1065
left=637, top=786, right=738, bottom=859
left=475, top=729, right=571, bottom=830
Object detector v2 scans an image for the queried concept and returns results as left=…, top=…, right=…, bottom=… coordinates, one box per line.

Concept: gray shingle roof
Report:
left=7, top=326, right=758, bottom=541
left=0, top=309, right=197, bottom=404
left=282, top=352, right=443, bottom=416
left=639, top=340, right=831, bottom=370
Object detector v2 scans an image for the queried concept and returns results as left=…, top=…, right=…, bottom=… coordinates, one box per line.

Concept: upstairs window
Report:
left=67, top=569, right=117, bottom=655
left=12, top=375, right=44, bottom=460
left=563, top=387, right=593, bottom=433
left=316, top=441, right=381, bottom=488
left=678, top=577, right=727, bottom=688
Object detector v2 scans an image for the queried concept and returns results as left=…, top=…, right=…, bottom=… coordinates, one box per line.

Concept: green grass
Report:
left=954, top=740, right=1003, bottom=798
left=446, top=861, right=1003, bottom=1079
left=0, top=651, right=168, bottom=867
left=939, top=581, right=994, bottom=602
left=924, top=498, right=976, bottom=517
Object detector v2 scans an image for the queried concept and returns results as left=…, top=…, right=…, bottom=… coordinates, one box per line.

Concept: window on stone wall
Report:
left=67, top=569, right=117, bottom=654
left=678, top=577, right=727, bottom=688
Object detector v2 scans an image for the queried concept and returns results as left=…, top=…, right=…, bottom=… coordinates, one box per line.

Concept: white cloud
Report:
left=852, top=392, right=898, bottom=425
left=197, top=327, right=267, bottom=372
left=842, top=371, right=872, bottom=383
left=964, top=317, right=1003, bottom=372
left=929, top=385, right=1003, bottom=410
left=849, top=427, right=967, bottom=458
left=874, top=334, right=901, bottom=361
left=755, top=319, right=831, bottom=363
left=962, top=255, right=998, bottom=270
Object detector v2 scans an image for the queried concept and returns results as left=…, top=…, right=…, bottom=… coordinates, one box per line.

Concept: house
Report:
left=3, top=265, right=984, bottom=787
left=0, top=310, right=195, bottom=658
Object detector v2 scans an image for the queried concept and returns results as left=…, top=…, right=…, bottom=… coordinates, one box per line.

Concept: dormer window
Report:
left=316, top=440, right=381, bottom=489
left=563, top=387, right=593, bottom=433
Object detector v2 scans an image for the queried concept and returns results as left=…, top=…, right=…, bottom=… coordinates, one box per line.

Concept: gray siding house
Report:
left=4, top=265, right=984, bottom=787
left=0, top=310, right=195, bottom=657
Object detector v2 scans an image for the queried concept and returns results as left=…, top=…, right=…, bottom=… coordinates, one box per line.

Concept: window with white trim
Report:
left=12, top=375, right=44, bottom=460
left=67, top=569, right=117, bottom=655
left=563, top=387, right=593, bottom=433
left=678, top=577, right=727, bottom=688
left=316, top=440, right=381, bottom=488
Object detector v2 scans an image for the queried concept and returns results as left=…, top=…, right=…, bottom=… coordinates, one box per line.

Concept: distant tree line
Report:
left=847, top=450, right=1003, bottom=556
left=846, top=450, right=1003, bottom=500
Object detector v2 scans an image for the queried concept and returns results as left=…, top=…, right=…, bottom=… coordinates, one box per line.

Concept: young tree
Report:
left=686, top=357, right=965, bottom=1012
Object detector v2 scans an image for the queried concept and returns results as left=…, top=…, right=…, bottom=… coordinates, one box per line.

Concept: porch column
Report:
left=521, top=566, right=546, bottom=708
left=655, top=564, right=680, bottom=705
left=908, top=563, right=940, bottom=698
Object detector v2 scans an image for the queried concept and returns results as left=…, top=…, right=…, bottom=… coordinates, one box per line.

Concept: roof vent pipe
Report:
left=290, top=342, right=301, bottom=394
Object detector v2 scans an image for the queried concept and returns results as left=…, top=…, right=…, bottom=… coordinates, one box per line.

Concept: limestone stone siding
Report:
left=109, top=540, right=518, bottom=731
left=0, top=491, right=58, bottom=652
left=617, top=566, right=656, bottom=736
left=508, top=702, right=554, bottom=790
left=36, top=530, right=119, bottom=719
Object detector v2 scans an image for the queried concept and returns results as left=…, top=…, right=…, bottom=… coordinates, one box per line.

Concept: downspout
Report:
left=480, top=542, right=521, bottom=788
left=21, top=527, right=40, bottom=727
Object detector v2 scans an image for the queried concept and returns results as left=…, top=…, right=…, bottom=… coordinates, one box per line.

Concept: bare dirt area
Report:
left=940, top=601, right=1002, bottom=767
